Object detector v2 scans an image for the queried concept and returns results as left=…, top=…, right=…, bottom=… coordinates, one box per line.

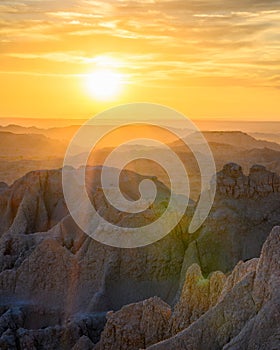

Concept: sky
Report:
left=0, top=0, right=280, bottom=121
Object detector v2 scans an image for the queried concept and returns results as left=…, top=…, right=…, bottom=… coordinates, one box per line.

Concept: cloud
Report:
left=0, top=0, right=279, bottom=88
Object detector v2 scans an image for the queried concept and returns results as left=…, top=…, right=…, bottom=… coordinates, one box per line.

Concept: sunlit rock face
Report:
left=147, top=227, right=280, bottom=350
left=169, top=264, right=226, bottom=336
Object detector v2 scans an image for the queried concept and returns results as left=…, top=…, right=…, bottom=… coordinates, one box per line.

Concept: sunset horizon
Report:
left=1, top=0, right=280, bottom=121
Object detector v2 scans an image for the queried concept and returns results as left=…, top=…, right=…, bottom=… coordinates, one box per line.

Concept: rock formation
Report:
left=95, top=297, right=171, bottom=350
left=169, top=264, right=225, bottom=335
left=147, top=227, right=280, bottom=350
left=0, top=167, right=186, bottom=348
left=94, top=264, right=226, bottom=350
left=183, top=163, right=280, bottom=274
left=0, top=165, right=279, bottom=349
left=92, top=227, right=280, bottom=350
left=217, top=163, right=280, bottom=198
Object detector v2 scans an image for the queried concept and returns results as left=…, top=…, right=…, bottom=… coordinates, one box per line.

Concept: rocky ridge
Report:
left=147, top=226, right=280, bottom=350
left=217, top=163, right=280, bottom=199
left=93, top=227, right=280, bottom=349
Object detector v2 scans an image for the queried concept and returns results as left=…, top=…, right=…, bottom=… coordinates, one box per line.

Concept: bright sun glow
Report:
left=85, top=69, right=123, bottom=100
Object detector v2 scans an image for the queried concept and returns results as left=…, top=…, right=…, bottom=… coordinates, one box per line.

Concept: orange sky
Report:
left=0, top=0, right=280, bottom=121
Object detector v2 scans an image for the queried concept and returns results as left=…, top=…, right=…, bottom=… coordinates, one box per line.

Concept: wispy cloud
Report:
left=1, top=0, right=280, bottom=88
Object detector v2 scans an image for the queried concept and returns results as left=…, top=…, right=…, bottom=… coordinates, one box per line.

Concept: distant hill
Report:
left=0, top=128, right=280, bottom=189
left=248, top=132, right=280, bottom=145
left=0, top=131, right=67, bottom=158
left=0, top=124, right=80, bottom=142
left=2, top=126, right=280, bottom=151
left=171, top=131, right=280, bottom=152
left=0, top=124, right=187, bottom=148
left=203, top=131, right=280, bottom=151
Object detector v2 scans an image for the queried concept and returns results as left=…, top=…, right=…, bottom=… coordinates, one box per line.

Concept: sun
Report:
left=85, top=69, right=123, bottom=101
